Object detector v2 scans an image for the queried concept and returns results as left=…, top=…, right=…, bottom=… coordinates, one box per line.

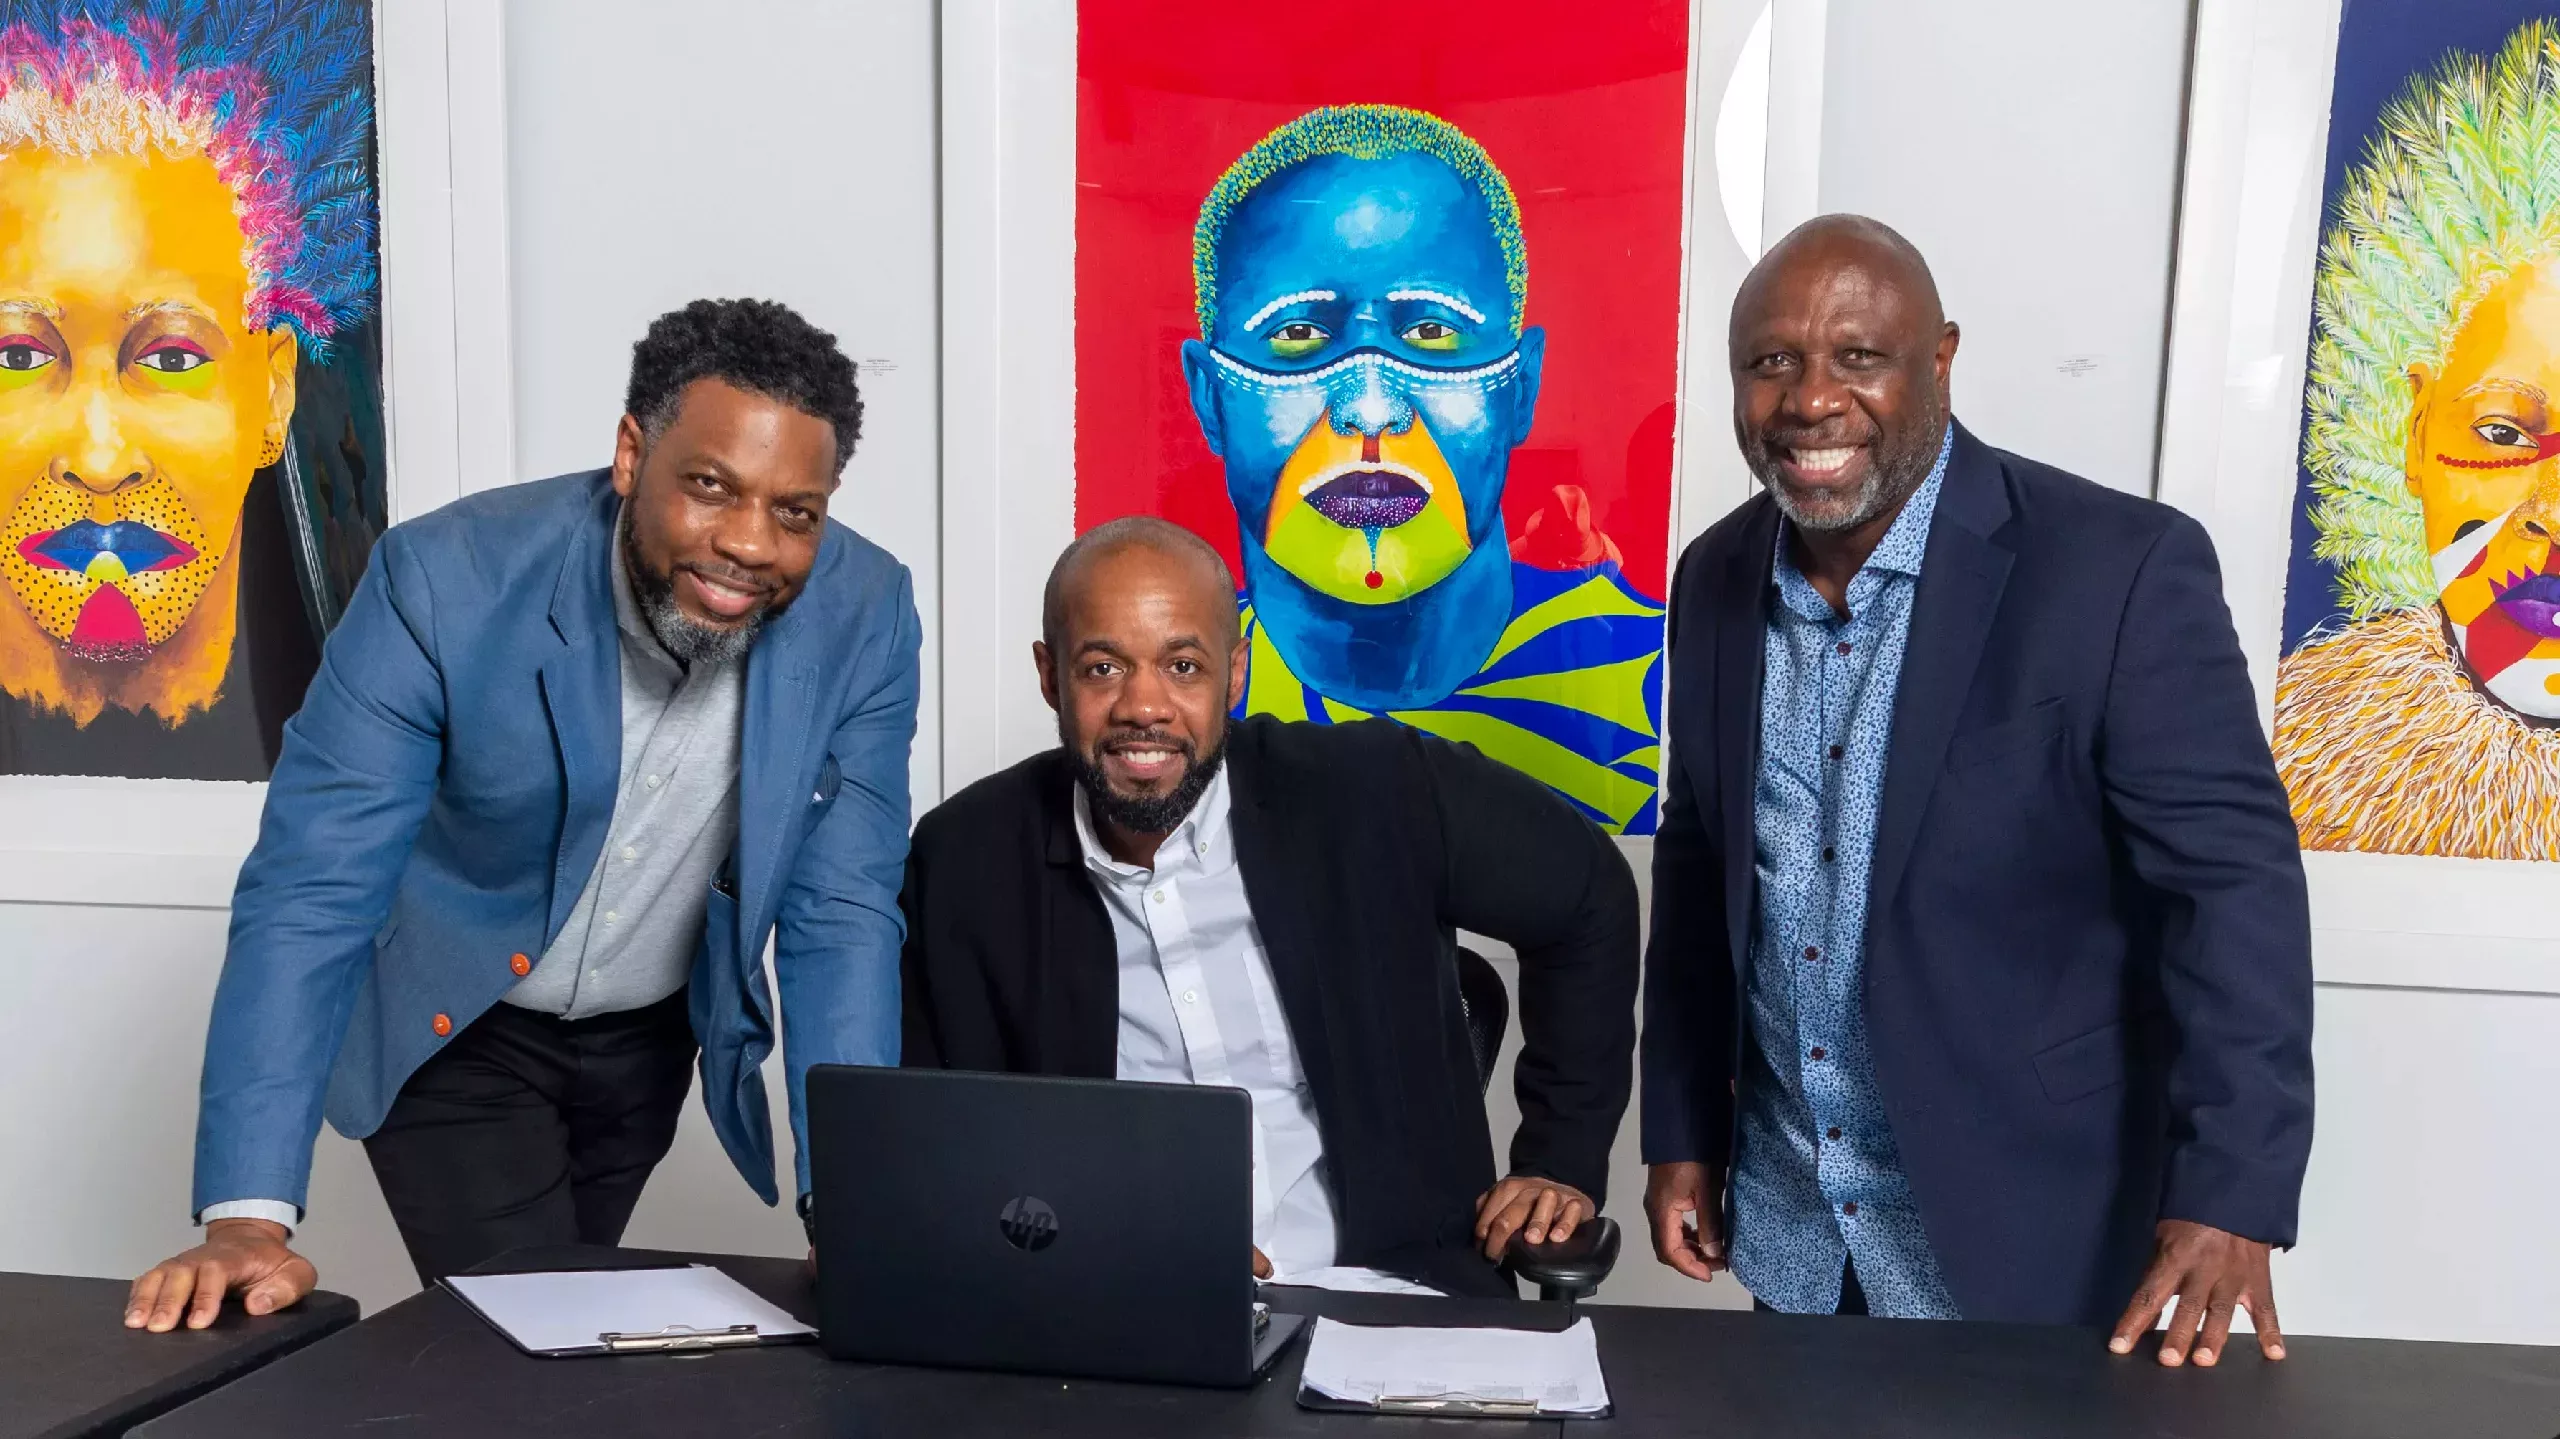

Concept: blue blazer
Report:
left=1641, top=424, right=2315, bottom=1325
left=193, top=470, right=921, bottom=1214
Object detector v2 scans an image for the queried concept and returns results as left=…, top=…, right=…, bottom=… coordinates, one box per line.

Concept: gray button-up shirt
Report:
left=504, top=508, right=744, bottom=1018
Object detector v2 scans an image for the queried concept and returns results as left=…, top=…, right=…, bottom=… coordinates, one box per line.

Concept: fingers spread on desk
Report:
left=2157, top=1279, right=2211, bottom=1367
left=2191, top=1274, right=2247, bottom=1367
left=124, top=1266, right=164, bottom=1328
left=2108, top=1258, right=2176, bottom=1355
left=2251, top=1284, right=2288, bottom=1361
left=189, top=1259, right=230, bottom=1329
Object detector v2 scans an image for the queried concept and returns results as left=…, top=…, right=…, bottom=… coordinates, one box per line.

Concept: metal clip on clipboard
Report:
left=598, top=1323, right=765, bottom=1353
left=1373, top=1394, right=1547, bottom=1417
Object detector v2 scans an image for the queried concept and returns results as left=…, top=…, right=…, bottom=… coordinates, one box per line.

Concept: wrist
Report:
left=206, top=1217, right=290, bottom=1244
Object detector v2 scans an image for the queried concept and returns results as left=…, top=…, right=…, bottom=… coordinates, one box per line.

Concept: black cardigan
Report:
left=900, top=715, right=1639, bottom=1297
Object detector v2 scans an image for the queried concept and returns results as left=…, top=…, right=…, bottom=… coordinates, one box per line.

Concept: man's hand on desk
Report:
left=126, top=1219, right=316, bottom=1332
left=2109, top=1219, right=2285, bottom=1368
left=1473, top=1175, right=1594, bottom=1261
left=1642, top=1161, right=1728, bottom=1283
left=1252, top=1246, right=1273, bottom=1280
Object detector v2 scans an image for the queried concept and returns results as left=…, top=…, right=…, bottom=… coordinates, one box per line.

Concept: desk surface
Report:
left=134, top=1246, right=2560, bottom=1439
left=1, top=1270, right=357, bottom=1439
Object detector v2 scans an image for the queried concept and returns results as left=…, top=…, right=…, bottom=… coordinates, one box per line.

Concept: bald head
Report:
left=1041, top=516, right=1237, bottom=657
left=1728, top=212, right=1958, bottom=536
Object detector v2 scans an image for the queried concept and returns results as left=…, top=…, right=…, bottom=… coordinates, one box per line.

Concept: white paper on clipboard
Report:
left=444, top=1264, right=814, bottom=1356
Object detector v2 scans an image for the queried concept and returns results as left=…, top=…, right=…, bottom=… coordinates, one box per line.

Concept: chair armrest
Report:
left=1501, top=1216, right=1621, bottom=1303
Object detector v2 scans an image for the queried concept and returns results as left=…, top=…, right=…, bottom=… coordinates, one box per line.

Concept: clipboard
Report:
left=1294, top=1387, right=1613, bottom=1420
left=1289, top=1315, right=1613, bottom=1420
left=442, top=1264, right=818, bottom=1358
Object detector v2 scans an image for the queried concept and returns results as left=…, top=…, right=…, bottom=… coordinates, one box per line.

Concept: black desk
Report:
left=133, top=1246, right=2560, bottom=1438
left=1, top=1270, right=357, bottom=1439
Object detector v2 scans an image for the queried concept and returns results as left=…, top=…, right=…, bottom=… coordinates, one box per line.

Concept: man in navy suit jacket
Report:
left=1641, top=217, right=2313, bottom=1367
left=128, top=300, right=921, bottom=1330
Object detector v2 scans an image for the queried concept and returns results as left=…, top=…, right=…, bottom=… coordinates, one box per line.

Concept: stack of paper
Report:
left=446, top=1264, right=813, bottom=1356
left=1298, top=1315, right=1610, bottom=1416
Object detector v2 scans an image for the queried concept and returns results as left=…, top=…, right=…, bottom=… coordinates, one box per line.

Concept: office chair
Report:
left=1454, top=946, right=1622, bottom=1313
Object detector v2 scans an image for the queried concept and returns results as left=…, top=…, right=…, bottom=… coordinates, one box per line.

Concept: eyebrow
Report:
left=1240, top=290, right=1338, bottom=333
left=1386, top=288, right=1487, bottom=325
left=123, top=299, right=218, bottom=324
left=2457, top=378, right=2551, bottom=405
left=0, top=298, right=61, bottom=320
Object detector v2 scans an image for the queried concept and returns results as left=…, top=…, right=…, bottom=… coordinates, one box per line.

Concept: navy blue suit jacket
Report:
left=1641, top=423, right=2314, bottom=1325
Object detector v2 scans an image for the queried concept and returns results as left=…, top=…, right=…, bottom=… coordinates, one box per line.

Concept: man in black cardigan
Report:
left=901, top=518, right=1639, bottom=1297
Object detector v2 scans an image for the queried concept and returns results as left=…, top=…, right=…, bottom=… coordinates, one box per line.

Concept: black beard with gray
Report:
left=1744, top=388, right=1948, bottom=533
left=1068, top=726, right=1229, bottom=838
left=623, top=514, right=768, bottom=667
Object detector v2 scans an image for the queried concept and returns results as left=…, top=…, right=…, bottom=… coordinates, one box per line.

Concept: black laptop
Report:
left=806, top=1065, right=1309, bottom=1387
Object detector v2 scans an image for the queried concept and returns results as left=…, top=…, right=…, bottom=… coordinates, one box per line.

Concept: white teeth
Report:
left=1789, top=447, right=1858, bottom=475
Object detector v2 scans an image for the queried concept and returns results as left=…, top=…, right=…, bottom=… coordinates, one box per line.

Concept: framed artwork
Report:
left=2161, top=0, right=2560, bottom=993
left=1069, top=1, right=1690, bottom=835
left=0, top=0, right=511, bottom=906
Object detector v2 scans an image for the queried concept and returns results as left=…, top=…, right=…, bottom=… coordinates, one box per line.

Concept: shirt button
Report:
left=1151, top=890, right=1166, bottom=905
left=645, top=775, right=662, bottom=790
left=1182, top=989, right=1198, bottom=1004
left=1809, top=1046, right=1827, bottom=1061
left=1827, top=1126, right=1843, bottom=1141
left=1803, top=946, right=1820, bottom=962
left=623, top=846, right=638, bottom=862
left=1821, top=846, right=1836, bottom=863
left=431, top=1013, right=452, bottom=1037
left=1843, top=1201, right=1860, bottom=1217
left=1827, top=744, right=1844, bottom=761
left=1836, top=641, right=1852, bottom=656
left=604, top=910, right=618, bottom=924
left=510, top=953, right=531, bottom=976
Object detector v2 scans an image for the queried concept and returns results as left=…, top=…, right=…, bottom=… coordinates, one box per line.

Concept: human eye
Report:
left=1399, top=319, right=1462, bottom=352
left=2474, top=418, right=2537, bottom=449
left=0, top=333, right=55, bottom=389
left=775, top=503, right=818, bottom=533
left=1168, top=657, right=1202, bottom=676
left=135, top=337, right=210, bottom=373
left=1266, top=321, right=1330, bottom=360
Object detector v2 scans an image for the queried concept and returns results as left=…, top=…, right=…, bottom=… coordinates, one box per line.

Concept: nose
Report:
left=1113, top=661, right=1175, bottom=726
left=1326, top=359, right=1416, bottom=441
left=2516, top=462, right=2560, bottom=549
left=708, top=501, right=779, bottom=572
left=56, top=382, right=145, bottom=495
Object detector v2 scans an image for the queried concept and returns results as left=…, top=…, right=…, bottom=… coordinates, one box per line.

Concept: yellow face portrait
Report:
left=2404, top=260, right=2560, bottom=715
left=0, top=148, right=296, bottom=721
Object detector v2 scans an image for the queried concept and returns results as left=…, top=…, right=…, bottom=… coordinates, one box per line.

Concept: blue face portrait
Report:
left=1181, top=148, right=1546, bottom=710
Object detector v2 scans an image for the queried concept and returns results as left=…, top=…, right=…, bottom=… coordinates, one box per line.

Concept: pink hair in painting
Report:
left=0, top=0, right=377, bottom=358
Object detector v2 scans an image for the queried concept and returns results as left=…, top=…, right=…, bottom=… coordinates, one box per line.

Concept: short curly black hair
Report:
left=623, top=298, right=864, bottom=476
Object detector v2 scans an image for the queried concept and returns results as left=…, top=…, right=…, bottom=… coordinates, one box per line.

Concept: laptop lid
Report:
left=808, top=1065, right=1269, bottom=1386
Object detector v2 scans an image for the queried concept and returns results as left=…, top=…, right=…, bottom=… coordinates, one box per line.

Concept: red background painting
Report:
left=1073, top=0, right=1691, bottom=601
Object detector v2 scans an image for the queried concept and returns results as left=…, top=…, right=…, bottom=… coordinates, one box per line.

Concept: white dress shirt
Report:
left=1072, top=764, right=1343, bottom=1278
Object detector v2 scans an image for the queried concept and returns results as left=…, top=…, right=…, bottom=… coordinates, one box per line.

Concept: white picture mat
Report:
left=0, top=0, right=515, bottom=909
left=2156, top=0, right=2559, bottom=992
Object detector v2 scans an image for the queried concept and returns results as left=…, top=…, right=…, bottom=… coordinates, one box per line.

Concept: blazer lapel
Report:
left=537, top=480, right=625, bottom=946
left=1868, top=425, right=2017, bottom=926
left=1039, top=757, right=1123, bottom=1078
left=1714, top=498, right=1781, bottom=971
left=734, top=543, right=829, bottom=973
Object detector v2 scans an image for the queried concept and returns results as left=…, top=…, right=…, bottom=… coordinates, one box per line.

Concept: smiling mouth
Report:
left=17, top=520, right=197, bottom=578
left=1304, top=470, right=1429, bottom=529
left=1102, top=735, right=1191, bottom=784
left=680, top=565, right=775, bottom=622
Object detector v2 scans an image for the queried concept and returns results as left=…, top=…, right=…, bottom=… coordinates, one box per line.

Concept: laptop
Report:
left=806, top=1065, right=1309, bottom=1387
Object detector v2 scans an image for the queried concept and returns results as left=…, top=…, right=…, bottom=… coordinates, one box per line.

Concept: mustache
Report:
left=676, top=560, right=778, bottom=595
left=1095, top=728, right=1196, bottom=757
left=1752, top=424, right=1875, bottom=451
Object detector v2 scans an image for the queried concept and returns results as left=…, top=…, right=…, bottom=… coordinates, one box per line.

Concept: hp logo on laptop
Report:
left=998, top=1195, right=1059, bottom=1253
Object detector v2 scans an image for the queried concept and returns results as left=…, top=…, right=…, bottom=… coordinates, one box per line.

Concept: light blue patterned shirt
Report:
left=1728, top=427, right=1960, bottom=1319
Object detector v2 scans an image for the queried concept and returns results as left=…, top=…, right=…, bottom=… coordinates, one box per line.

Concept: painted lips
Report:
left=15, top=520, right=199, bottom=663
left=1305, top=470, right=1428, bottom=530
left=2490, top=569, right=2560, bottom=639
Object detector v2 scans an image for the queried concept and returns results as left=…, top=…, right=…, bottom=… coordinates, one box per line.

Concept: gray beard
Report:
left=1749, top=400, right=1948, bottom=534
left=623, top=516, right=767, bottom=667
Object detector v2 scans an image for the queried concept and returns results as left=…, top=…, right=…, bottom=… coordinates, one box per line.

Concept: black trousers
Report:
left=363, top=990, right=697, bottom=1283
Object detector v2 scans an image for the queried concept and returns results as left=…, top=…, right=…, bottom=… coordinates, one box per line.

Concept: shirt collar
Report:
left=1072, top=756, right=1234, bottom=880
left=1771, top=421, right=1954, bottom=596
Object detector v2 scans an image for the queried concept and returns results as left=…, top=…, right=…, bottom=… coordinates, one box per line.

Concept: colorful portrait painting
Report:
left=2275, top=6, right=2560, bottom=861
left=0, top=0, right=384, bottom=780
left=1076, top=2, right=1689, bottom=834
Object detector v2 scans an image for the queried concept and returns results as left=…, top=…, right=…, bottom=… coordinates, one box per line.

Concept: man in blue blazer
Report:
left=1641, top=218, right=2313, bottom=1367
left=128, top=299, right=921, bottom=1330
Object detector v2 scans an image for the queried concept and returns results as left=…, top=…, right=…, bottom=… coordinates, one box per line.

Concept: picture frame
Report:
left=0, top=0, right=517, bottom=910
left=2157, top=0, right=2560, bottom=995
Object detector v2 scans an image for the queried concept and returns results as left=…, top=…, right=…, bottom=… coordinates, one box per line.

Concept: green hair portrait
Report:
left=1191, top=103, right=1528, bottom=339
left=2303, top=21, right=2560, bottom=620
